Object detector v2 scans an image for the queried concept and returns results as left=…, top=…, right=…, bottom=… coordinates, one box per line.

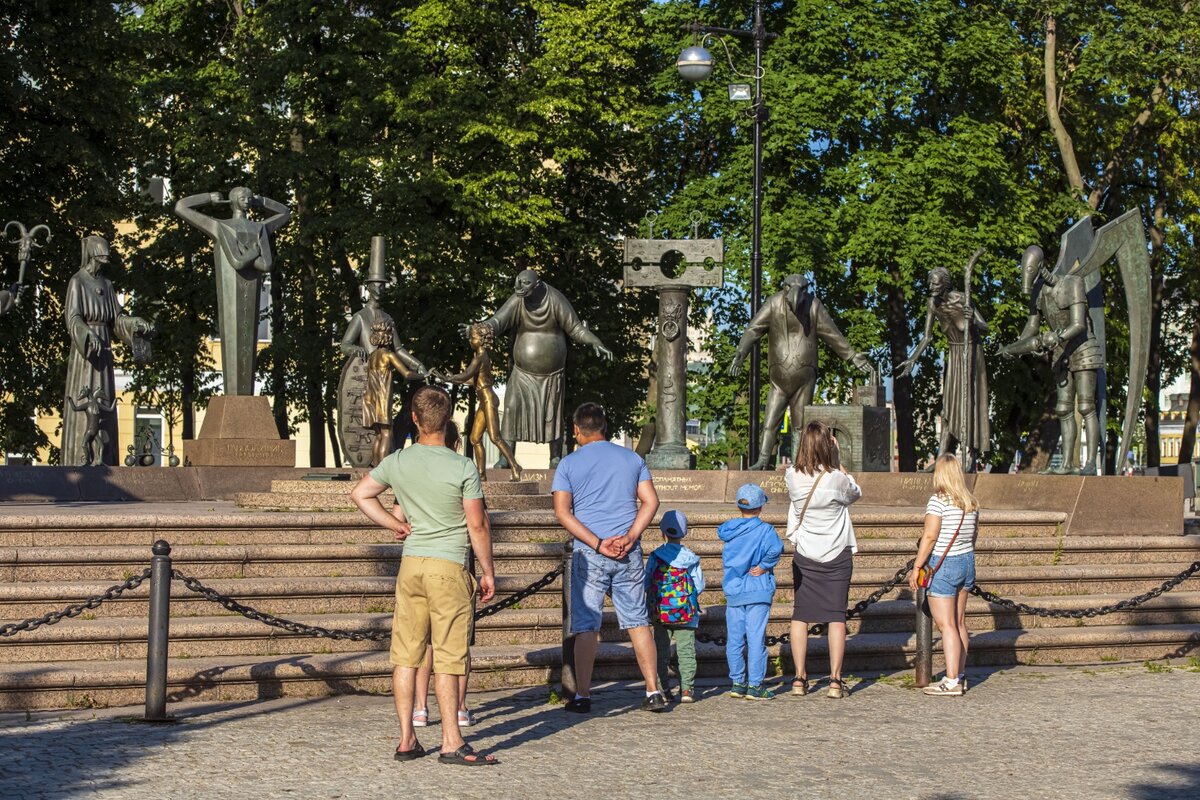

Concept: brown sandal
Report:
left=791, top=677, right=808, bottom=696
left=827, top=678, right=847, bottom=699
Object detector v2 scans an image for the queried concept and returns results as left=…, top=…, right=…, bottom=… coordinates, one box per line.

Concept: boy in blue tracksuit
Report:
left=719, top=483, right=784, bottom=700
left=644, top=510, right=704, bottom=703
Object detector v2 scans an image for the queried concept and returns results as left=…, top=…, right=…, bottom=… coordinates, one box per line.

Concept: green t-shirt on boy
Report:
left=369, top=443, right=484, bottom=565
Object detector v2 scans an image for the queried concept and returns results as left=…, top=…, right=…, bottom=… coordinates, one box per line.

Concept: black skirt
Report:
left=791, top=547, right=854, bottom=624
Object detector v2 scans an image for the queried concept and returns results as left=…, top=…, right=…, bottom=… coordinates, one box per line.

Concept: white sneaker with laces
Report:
left=922, top=679, right=963, bottom=697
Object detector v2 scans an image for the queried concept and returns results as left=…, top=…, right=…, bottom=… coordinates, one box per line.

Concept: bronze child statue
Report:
left=435, top=323, right=523, bottom=481
left=363, top=321, right=421, bottom=467
left=66, top=386, right=118, bottom=466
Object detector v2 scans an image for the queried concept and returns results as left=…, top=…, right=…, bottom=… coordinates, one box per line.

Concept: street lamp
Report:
left=677, top=5, right=777, bottom=467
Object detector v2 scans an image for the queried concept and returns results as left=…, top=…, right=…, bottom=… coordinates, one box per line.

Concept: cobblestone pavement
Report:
left=2, top=666, right=1198, bottom=800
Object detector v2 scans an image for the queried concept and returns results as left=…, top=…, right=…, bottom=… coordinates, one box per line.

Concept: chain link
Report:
left=0, top=569, right=152, bottom=638
left=697, top=559, right=916, bottom=648
left=972, top=560, right=1200, bottom=618
left=170, top=564, right=566, bottom=641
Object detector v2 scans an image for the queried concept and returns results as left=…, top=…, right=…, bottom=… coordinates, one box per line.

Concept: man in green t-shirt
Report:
left=351, top=385, right=498, bottom=766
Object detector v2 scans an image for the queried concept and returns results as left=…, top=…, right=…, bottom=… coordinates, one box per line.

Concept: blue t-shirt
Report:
left=552, top=441, right=652, bottom=540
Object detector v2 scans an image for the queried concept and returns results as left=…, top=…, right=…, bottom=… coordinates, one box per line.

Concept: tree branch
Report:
left=1043, top=15, right=1087, bottom=200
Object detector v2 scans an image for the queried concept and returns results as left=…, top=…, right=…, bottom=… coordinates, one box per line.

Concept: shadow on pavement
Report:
left=1127, top=763, right=1200, bottom=800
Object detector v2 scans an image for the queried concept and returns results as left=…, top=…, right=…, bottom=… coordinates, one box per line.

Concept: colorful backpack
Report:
left=651, top=559, right=699, bottom=625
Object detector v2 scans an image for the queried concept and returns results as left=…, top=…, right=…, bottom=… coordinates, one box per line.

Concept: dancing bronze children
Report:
left=464, top=269, right=612, bottom=466
left=174, top=186, right=290, bottom=396
left=435, top=324, right=523, bottom=481
left=730, top=275, right=872, bottom=470
left=897, top=257, right=990, bottom=468
left=62, top=237, right=154, bottom=466
left=363, top=321, right=422, bottom=467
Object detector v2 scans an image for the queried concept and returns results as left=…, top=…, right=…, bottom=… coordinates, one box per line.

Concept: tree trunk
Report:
left=181, top=359, right=195, bottom=441
left=270, top=270, right=288, bottom=439
left=1043, top=15, right=1087, bottom=200
left=887, top=277, right=915, bottom=471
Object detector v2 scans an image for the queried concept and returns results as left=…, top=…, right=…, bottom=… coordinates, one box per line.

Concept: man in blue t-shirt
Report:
left=552, top=402, right=665, bottom=713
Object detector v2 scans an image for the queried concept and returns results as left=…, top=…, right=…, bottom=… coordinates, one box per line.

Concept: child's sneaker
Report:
left=728, top=683, right=748, bottom=698
left=922, top=679, right=963, bottom=697
left=745, top=685, right=775, bottom=701
left=679, top=688, right=696, bottom=704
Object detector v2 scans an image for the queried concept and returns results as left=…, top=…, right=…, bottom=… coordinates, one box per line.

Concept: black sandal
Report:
left=394, top=743, right=427, bottom=762
left=439, top=743, right=499, bottom=766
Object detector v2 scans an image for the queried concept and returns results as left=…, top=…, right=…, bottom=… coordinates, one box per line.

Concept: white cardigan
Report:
left=785, top=468, right=861, bottom=563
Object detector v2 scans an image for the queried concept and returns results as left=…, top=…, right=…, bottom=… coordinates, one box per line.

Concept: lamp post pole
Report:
left=679, top=4, right=774, bottom=466
left=747, top=0, right=765, bottom=466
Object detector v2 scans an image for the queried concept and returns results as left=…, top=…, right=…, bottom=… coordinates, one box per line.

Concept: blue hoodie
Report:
left=718, top=515, right=784, bottom=607
left=644, top=542, right=706, bottom=629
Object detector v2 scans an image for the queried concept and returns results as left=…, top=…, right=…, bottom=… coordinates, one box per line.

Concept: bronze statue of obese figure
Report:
left=730, top=274, right=872, bottom=470
left=463, top=269, right=611, bottom=466
left=363, top=321, right=421, bottom=467
left=433, top=323, right=523, bottom=481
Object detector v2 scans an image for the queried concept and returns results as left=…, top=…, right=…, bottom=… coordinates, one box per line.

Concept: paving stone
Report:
left=1, top=666, right=1198, bottom=799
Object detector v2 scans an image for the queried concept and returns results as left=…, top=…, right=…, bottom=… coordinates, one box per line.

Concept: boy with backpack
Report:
left=719, top=483, right=785, bottom=700
left=644, top=510, right=704, bottom=704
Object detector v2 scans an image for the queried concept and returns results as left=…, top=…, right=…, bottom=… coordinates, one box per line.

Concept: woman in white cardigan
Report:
left=785, top=421, right=861, bottom=699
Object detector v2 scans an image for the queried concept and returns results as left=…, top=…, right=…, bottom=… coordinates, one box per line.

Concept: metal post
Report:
left=560, top=543, right=576, bottom=697
left=914, top=587, right=933, bottom=688
left=747, top=0, right=765, bottom=466
left=144, top=539, right=173, bottom=721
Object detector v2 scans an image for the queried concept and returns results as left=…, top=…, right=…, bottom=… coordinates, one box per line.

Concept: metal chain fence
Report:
left=971, top=560, right=1200, bottom=619
left=0, top=568, right=152, bottom=638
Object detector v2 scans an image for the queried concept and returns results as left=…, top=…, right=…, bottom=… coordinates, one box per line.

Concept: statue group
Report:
left=28, top=181, right=1148, bottom=475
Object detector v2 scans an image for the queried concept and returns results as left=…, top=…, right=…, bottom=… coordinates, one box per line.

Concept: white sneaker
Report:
left=412, top=708, right=429, bottom=727
left=923, top=679, right=963, bottom=697
left=457, top=709, right=473, bottom=727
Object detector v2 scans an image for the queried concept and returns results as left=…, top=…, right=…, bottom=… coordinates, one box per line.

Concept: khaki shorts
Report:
left=390, top=556, right=476, bottom=675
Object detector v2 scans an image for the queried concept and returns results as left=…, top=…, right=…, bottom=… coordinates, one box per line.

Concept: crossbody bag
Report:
left=786, top=470, right=826, bottom=546
left=916, top=512, right=966, bottom=589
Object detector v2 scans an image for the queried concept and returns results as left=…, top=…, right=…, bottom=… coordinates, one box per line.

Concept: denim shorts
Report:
left=927, top=552, right=976, bottom=598
left=569, top=544, right=650, bottom=634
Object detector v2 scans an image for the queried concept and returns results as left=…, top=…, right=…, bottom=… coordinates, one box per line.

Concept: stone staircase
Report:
left=0, top=501, right=1197, bottom=710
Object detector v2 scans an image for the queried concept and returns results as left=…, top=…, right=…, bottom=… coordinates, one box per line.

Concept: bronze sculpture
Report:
left=999, top=210, right=1151, bottom=474
left=897, top=251, right=990, bottom=468
left=174, top=187, right=290, bottom=396
left=336, top=237, right=427, bottom=467
left=62, top=236, right=153, bottom=466
left=464, top=269, right=612, bottom=466
left=434, top=323, right=523, bottom=481
left=67, top=386, right=118, bottom=467
left=363, top=321, right=421, bottom=467
left=2, top=221, right=50, bottom=317
left=730, top=274, right=872, bottom=470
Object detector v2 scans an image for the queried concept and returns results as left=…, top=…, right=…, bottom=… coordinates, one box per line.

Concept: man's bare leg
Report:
left=435, top=672, right=465, bottom=754
left=392, top=666, right=419, bottom=751
left=627, top=625, right=659, bottom=693
left=573, top=631, right=599, bottom=696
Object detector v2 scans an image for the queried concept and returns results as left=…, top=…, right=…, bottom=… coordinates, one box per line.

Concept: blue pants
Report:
left=725, top=602, right=771, bottom=687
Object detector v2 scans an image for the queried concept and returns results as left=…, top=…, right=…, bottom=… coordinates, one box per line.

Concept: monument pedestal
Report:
left=803, top=404, right=891, bottom=472
left=183, top=396, right=296, bottom=467
left=646, top=442, right=695, bottom=471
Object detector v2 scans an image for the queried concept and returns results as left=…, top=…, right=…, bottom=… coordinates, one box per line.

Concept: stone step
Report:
left=0, top=542, right=567, bottom=582
left=0, top=508, right=1066, bottom=547
left=4, top=623, right=1196, bottom=710
left=265, top=479, right=543, bottom=496
left=234, top=492, right=553, bottom=512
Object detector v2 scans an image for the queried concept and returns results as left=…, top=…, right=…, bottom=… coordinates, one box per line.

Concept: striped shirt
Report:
left=924, top=494, right=977, bottom=558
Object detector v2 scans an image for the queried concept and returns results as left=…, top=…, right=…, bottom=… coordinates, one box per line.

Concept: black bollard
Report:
left=914, top=586, right=933, bottom=687
left=560, top=543, right=576, bottom=698
left=144, top=540, right=173, bottom=721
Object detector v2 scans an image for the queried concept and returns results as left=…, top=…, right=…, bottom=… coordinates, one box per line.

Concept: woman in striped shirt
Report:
left=909, top=453, right=978, bottom=697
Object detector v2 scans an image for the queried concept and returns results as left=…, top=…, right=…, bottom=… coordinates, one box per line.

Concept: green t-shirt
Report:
left=369, top=443, right=484, bottom=565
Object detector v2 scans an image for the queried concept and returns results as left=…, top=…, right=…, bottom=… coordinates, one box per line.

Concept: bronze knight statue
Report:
left=999, top=210, right=1151, bottom=474
left=730, top=274, right=872, bottom=470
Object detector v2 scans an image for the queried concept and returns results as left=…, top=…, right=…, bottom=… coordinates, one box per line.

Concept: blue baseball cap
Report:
left=735, top=483, right=769, bottom=510
left=660, top=510, right=688, bottom=539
